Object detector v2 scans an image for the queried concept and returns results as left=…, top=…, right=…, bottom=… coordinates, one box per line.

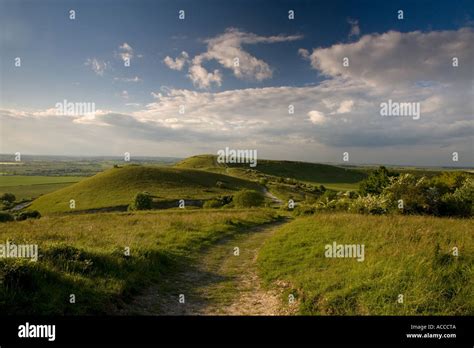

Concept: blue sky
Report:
left=1, top=0, right=473, bottom=165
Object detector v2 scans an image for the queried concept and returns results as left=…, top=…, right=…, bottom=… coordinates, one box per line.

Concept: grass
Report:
left=0, top=176, right=85, bottom=187
left=258, top=213, right=473, bottom=315
left=0, top=208, right=280, bottom=314
left=29, top=165, right=262, bottom=214
left=176, top=155, right=366, bottom=190
left=0, top=183, right=81, bottom=201
left=0, top=176, right=84, bottom=200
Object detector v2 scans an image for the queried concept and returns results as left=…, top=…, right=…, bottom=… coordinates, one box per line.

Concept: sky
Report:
left=0, top=0, right=473, bottom=166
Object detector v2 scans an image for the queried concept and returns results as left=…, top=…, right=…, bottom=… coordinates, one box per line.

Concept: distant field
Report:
left=0, top=183, right=80, bottom=200
left=0, top=209, right=280, bottom=314
left=258, top=213, right=473, bottom=315
left=0, top=176, right=84, bottom=187
left=0, top=176, right=85, bottom=200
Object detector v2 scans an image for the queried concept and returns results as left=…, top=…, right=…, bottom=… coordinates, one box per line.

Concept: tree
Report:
left=0, top=193, right=16, bottom=203
left=129, top=192, right=153, bottom=211
left=233, top=190, right=264, bottom=208
left=359, top=166, right=393, bottom=196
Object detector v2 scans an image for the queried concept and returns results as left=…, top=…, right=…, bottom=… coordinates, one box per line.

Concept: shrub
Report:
left=294, top=204, right=316, bottom=216
left=320, top=190, right=337, bottom=201
left=0, top=211, right=14, bottom=222
left=349, top=194, right=389, bottom=215
left=382, top=174, right=431, bottom=214
left=317, top=196, right=337, bottom=210
left=439, top=179, right=473, bottom=217
left=233, top=190, right=264, bottom=208
left=129, top=192, right=153, bottom=211
left=359, top=166, right=395, bottom=196
left=0, top=193, right=16, bottom=203
left=203, top=199, right=223, bottom=208
left=16, top=210, right=41, bottom=221
left=258, top=178, right=268, bottom=186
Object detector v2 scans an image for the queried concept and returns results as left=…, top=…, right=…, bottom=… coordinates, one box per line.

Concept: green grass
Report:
left=0, top=176, right=85, bottom=200
left=0, top=183, right=81, bottom=201
left=0, top=208, right=280, bottom=314
left=176, top=155, right=366, bottom=189
left=29, top=165, right=262, bottom=214
left=0, top=176, right=84, bottom=187
left=258, top=213, right=473, bottom=315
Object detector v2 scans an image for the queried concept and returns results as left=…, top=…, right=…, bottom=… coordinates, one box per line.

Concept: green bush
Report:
left=359, top=166, right=396, bottom=196
left=129, top=192, right=153, bottom=211
left=0, top=212, right=14, bottom=222
left=294, top=204, right=316, bottom=216
left=16, top=210, right=41, bottom=221
left=0, top=193, right=16, bottom=203
left=233, top=190, right=264, bottom=208
left=382, top=174, right=430, bottom=214
left=349, top=194, right=389, bottom=215
left=439, top=179, right=473, bottom=217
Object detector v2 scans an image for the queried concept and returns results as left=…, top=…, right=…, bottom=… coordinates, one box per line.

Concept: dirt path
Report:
left=119, top=220, right=296, bottom=315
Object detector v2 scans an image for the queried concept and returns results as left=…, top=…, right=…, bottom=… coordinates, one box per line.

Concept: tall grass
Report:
left=258, top=213, right=473, bottom=315
left=0, top=209, right=280, bottom=314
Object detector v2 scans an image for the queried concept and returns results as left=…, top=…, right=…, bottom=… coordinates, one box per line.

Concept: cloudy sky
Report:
left=1, top=0, right=473, bottom=166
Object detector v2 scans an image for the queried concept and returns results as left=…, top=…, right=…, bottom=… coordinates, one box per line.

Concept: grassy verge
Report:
left=258, top=213, right=473, bottom=315
left=0, top=208, right=280, bottom=314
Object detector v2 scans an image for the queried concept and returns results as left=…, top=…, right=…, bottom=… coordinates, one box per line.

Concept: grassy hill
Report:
left=176, top=155, right=367, bottom=190
left=29, top=165, right=261, bottom=214
left=175, top=154, right=223, bottom=170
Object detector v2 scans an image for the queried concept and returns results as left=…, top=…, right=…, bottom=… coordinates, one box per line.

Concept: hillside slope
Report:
left=29, top=165, right=261, bottom=214
left=176, top=155, right=366, bottom=186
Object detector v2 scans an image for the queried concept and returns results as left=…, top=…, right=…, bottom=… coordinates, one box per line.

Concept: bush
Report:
left=0, top=193, right=16, bottom=203
left=233, top=190, right=264, bottom=208
left=439, top=179, right=473, bottom=217
left=0, top=211, right=14, bottom=222
left=294, top=204, right=316, bottom=216
left=16, top=210, right=41, bottom=221
left=203, top=199, right=223, bottom=209
left=359, top=166, right=395, bottom=196
left=349, top=194, right=389, bottom=215
left=382, top=174, right=430, bottom=214
left=129, top=192, right=153, bottom=211
left=258, top=178, right=268, bottom=186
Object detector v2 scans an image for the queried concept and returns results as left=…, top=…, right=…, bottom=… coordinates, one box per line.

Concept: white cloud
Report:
left=118, top=42, right=134, bottom=63
left=163, top=51, right=189, bottom=71
left=305, top=28, right=474, bottom=89
left=187, top=64, right=222, bottom=89
left=336, top=100, right=354, bottom=114
left=307, top=110, right=326, bottom=124
left=114, top=76, right=142, bottom=82
left=298, top=48, right=310, bottom=60
left=166, top=28, right=302, bottom=88
left=84, top=58, right=109, bottom=76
